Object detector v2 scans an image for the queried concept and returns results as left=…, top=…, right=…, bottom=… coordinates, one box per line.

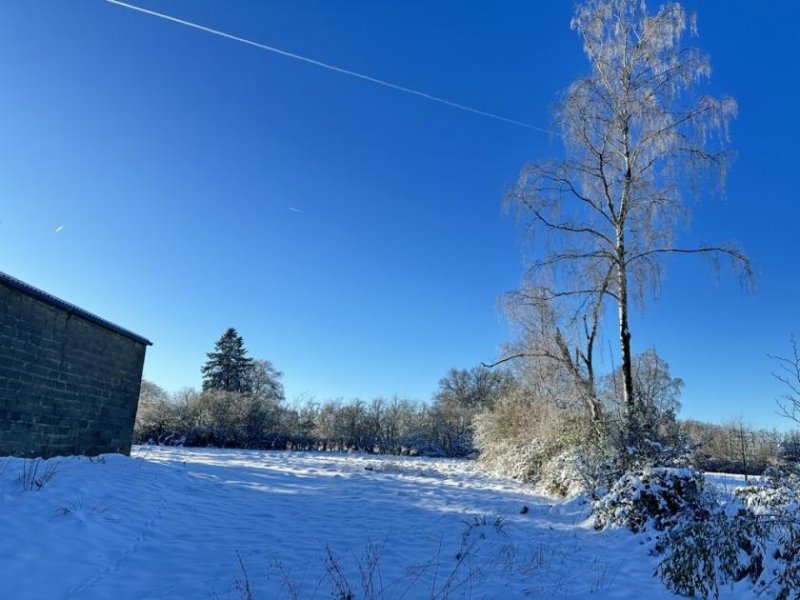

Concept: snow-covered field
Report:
left=2, top=447, right=687, bottom=599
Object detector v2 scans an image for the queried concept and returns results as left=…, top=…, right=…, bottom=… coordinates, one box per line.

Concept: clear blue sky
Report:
left=1, top=1, right=797, bottom=430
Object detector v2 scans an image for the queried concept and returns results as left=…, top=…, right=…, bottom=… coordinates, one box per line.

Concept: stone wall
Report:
left=0, top=284, right=146, bottom=458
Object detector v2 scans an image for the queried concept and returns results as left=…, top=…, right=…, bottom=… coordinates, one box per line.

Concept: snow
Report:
left=704, top=471, right=753, bottom=492
left=0, top=447, right=685, bottom=599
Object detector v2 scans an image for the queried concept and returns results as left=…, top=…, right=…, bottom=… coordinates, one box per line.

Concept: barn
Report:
left=0, top=271, right=151, bottom=458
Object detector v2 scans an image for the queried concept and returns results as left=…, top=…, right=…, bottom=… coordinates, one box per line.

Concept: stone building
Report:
left=0, top=271, right=151, bottom=458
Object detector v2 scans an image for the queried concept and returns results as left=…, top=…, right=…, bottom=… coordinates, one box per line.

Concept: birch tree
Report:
left=506, top=0, right=751, bottom=444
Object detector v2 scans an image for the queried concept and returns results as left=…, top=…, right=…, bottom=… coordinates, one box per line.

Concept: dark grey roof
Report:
left=0, top=271, right=152, bottom=346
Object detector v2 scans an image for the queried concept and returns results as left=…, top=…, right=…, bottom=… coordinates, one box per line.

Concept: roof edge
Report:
left=0, top=271, right=153, bottom=346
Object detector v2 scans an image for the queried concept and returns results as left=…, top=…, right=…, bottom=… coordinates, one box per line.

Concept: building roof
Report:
left=0, top=271, right=152, bottom=346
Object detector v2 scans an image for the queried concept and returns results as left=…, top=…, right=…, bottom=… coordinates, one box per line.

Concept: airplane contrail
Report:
left=106, top=0, right=549, bottom=133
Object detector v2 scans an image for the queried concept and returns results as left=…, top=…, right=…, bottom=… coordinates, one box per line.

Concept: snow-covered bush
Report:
left=736, top=466, right=800, bottom=512
left=732, top=468, right=800, bottom=598
left=656, top=510, right=767, bottom=599
left=182, top=390, right=284, bottom=448
left=136, top=383, right=472, bottom=457
left=593, top=467, right=710, bottom=532
left=657, top=466, right=800, bottom=599
left=538, top=447, right=619, bottom=498
left=135, top=381, right=184, bottom=444
left=537, top=448, right=589, bottom=497
left=626, top=436, right=698, bottom=470
left=477, top=439, right=546, bottom=483
left=474, top=388, right=596, bottom=488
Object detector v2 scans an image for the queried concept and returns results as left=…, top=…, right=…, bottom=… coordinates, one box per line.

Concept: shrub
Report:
left=593, top=467, right=710, bottom=533
left=538, top=447, right=615, bottom=498
left=656, top=510, right=767, bottom=599
left=135, top=383, right=455, bottom=458
left=474, top=388, right=597, bottom=488
left=736, top=466, right=800, bottom=512
left=656, top=466, right=800, bottom=599
left=135, top=394, right=184, bottom=444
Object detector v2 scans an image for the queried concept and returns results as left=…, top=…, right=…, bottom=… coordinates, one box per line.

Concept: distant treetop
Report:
left=201, top=327, right=255, bottom=394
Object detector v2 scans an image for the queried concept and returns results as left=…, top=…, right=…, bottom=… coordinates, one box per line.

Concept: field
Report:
left=2, top=447, right=690, bottom=599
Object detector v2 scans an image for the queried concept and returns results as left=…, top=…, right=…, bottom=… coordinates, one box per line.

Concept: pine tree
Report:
left=201, top=328, right=255, bottom=393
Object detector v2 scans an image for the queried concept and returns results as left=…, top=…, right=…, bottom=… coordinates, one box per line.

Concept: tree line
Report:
left=135, top=327, right=514, bottom=456
left=136, top=328, right=798, bottom=473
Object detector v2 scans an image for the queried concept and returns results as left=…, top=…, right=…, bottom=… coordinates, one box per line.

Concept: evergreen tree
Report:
left=201, top=328, right=255, bottom=393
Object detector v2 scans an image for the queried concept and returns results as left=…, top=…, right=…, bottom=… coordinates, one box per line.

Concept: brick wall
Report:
left=0, top=284, right=146, bottom=458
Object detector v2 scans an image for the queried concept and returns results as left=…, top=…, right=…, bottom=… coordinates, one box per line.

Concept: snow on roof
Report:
left=0, top=270, right=152, bottom=346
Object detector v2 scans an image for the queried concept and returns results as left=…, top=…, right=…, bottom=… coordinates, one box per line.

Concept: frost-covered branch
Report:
left=770, top=337, right=800, bottom=426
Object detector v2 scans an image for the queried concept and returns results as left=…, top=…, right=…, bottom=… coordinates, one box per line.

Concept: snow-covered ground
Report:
left=2, top=447, right=690, bottom=599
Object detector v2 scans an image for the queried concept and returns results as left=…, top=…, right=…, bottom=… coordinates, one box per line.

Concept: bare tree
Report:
left=724, top=418, right=760, bottom=481
left=602, top=348, right=683, bottom=435
left=246, top=359, right=285, bottom=402
left=505, top=0, right=751, bottom=443
left=500, top=286, right=606, bottom=426
left=433, top=365, right=514, bottom=411
left=429, top=365, right=515, bottom=456
left=771, top=337, right=800, bottom=426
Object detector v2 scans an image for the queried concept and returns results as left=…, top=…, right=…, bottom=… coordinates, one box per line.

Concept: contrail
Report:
left=106, top=0, right=548, bottom=133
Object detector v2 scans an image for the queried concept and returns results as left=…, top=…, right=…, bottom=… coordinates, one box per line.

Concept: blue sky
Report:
left=1, top=1, right=797, bottom=429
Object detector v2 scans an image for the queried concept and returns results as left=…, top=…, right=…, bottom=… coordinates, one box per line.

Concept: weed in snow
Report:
left=356, top=542, right=385, bottom=600
left=51, top=498, right=117, bottom=523
left=266, top=559, right=306, bottom=600
left=17, top=458, right=59, bottom=492
left=234, top=551, right=256, bottom=600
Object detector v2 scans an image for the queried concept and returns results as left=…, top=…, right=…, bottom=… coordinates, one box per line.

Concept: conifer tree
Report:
left=201, top=328, right=255, bottom=393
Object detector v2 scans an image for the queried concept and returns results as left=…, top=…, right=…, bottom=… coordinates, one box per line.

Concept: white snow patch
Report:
left=0, top=447, right=683, bottom=598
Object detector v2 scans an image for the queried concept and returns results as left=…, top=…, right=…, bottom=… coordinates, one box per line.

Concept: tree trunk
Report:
left=618, top=114, right=637, bottom=446
left=616, top=231, right=636, bottom=442
left=555, top=329, right=603, bottom=425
